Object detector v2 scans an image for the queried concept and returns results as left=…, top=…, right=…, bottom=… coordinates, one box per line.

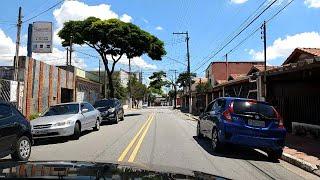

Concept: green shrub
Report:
left=29, top=113, right=40, bottom=120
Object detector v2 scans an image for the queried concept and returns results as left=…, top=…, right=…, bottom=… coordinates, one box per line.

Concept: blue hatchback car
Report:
left=197, top=97, right=286, bottom=161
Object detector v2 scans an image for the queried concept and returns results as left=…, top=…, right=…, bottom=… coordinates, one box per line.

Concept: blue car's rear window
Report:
left=233, top=100, right=276, bottom=118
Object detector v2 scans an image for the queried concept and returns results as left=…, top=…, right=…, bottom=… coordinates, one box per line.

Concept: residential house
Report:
left=205, top=61, right=264, bottom=86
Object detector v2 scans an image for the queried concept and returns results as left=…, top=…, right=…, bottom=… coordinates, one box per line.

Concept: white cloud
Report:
left=52, top=1, right=133, bottom=46
left=53, top=1, right=128, bottom=28
left=0, top=29, right=28, bottom=66
left=33, top=48, right=86, bottom=69
left=0, top=28, right=85, bottom=68
left=249, top=32, right=320, bottom=62
left=116, top=55, right=157, bottom=70
left=155, top=26, right=163, bottom=31
left=230, top=0, right=248, bottom=4
left=142, top=18, right=149, bottom=23
left=304, top=0, right=320, bottom=8
left=120, top=14, right=133, bottom=23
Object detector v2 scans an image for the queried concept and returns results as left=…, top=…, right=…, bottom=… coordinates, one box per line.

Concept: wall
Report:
left=22, top=57, right=75, bottom=118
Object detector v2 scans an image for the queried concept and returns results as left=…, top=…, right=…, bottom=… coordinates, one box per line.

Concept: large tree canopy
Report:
left=58, top=17, right=166, bottom=98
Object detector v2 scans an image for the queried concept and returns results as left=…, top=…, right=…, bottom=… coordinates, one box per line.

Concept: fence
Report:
left=0, top=79, right=24, bottom=112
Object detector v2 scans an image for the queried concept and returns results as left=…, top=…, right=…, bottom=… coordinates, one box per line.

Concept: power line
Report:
left=200, top=0, right=295, bottom=73
left=267, top=0, right=295, bottom=23
left=193, top=0, right=278, bottom=73
left=164, top=56, right=187, bottom=66
left=199, top=0, right=269, bottom=64
left=23, top=0, right=64, bottom=23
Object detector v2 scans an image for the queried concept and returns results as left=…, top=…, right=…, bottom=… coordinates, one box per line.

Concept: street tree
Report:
left=195, top=80, right=211, bottom=94
left=58, top=17, right=166, bottom=98
left=176, top=72, right=196, bottom=88
left=148, top=71, right=167, bottom=95
left=128, top=75, right=147, bottom=101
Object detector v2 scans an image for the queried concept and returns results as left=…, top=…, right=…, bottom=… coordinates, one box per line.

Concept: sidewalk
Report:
left=178, top=111, right=320, bottom=177
left=282, top=133, right=320, bottom=176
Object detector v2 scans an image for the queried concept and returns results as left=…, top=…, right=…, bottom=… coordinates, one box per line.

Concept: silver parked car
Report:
left=31, top=102, right=101, bottom=140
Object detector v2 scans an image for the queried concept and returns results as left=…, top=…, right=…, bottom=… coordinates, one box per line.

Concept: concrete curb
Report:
left=281, top=153, right=320, bottom=177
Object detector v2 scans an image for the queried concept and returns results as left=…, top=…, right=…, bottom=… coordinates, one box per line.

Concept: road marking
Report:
left=117, top=114, right=152, bottom=162
left=128, top=113, right=154, bottom=162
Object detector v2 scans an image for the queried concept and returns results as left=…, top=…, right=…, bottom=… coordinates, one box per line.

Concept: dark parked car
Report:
left=197, top=97, right=286, bottom=161
left=0, top=102, right=32, bottom=161
left=93, top=99, right=124, bottom=124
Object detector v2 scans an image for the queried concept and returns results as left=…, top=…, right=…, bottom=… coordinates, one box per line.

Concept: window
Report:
left=212, top=99, right=226, bottom=111
left=84, top=103, right=95, bottom=111
left=205, top=102, right=214, bottom=112
left=233, top=100, right=276, bottom=118
left=93, top=100, right=115, bottom=108
left=43, top=104, right=79, bottom=116
left=0, top=104, right=12, bottom=119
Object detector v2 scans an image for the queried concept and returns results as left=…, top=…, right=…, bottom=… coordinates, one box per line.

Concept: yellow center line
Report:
left=128, top=113, right=155, bottom=162
left=117, top=114, right=152, bottom=162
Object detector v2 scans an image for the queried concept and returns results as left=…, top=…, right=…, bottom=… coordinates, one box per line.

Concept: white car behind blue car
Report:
left=31, top=102, right=101, bottom=140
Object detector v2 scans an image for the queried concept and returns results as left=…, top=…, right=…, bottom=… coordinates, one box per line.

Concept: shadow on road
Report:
left=124, top=113, right=141, bottom=117
left=193, top=136, right=278, bottom=163
left=33, top=130, right=94, bottom=146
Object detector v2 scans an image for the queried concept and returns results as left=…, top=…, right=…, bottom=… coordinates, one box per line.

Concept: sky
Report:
left=0, top=0, right=320, bottom=81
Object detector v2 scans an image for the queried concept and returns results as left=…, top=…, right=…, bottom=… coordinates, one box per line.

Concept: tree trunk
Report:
left=107, top=72, right=115, bottom=98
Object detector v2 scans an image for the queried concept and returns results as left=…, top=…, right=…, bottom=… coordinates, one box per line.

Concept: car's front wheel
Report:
left=197, top=122, right=203, bottom=139
left=72, top=122, right=81, bottom=140
left=114, top=114, right=119, bottom=124
left=11, top=136, right=31, bottom=161
left=93, top=119, right=100, bottom=131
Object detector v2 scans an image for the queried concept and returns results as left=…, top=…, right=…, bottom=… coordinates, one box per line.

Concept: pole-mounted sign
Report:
left=31, top=21, right=53, bottom=53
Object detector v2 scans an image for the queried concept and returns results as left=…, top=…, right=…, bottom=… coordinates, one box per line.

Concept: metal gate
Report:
left=0, top=79, right=24, bottom=112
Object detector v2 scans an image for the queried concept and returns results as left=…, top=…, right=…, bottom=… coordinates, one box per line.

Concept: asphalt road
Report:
left=24, top=107, right=318, bottom=179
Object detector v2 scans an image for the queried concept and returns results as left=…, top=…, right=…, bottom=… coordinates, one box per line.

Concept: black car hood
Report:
left=96, top=106, right=112, bottom=112
left=0, top=160, right=228, bottom=179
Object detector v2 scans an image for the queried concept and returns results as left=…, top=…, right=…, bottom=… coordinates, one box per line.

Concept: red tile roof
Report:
left=229, top=74, right=246, bottom=80
left=298, top=48, right=320, bottom=56
left=246, top=65, right=278, bottom=75
left=210, top=61, right=264, bottom=81
left=283, top=48, right=320, bottom=65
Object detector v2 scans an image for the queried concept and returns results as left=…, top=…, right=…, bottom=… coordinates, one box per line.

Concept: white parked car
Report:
left=31, top=102, right=101, bottom=140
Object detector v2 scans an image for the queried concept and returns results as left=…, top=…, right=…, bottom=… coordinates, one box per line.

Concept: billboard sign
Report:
left=32, top=22, right=53, bottom=53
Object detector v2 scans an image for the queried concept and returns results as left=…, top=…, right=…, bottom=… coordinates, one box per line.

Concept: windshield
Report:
left=94, top=100, right=115, bottom=108
left=233, top=100, right=276, bottom=118
left=42, top=104, right=79, bottom=116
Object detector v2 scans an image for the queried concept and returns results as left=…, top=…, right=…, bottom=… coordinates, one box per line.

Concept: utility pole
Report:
left=261, top=21, right=267, bottom=99
left=173, top=31, right=191, bottom=113
left=128, top=58, right=132, bottom=109
left=14, top=7, right=22, bottom=81
left=98, top=58, right=101, bottom=83
left=169, top=69, right=178, bottom=108
left=69, top=36, right=73, bottom=66
left=66, top=47, right=69, bottom=65
left=14, top=7, right=22, bottom=111
left=225, top=53, right=228, bottom=81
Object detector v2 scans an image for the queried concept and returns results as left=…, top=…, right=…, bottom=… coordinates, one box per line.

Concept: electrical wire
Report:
left=192, top=0, right=278, bottom=73
left=22, top=0, right=64, bottom=23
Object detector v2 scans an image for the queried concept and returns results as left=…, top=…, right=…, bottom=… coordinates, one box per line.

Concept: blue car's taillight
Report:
left=223, top=102, right=234, bottom=122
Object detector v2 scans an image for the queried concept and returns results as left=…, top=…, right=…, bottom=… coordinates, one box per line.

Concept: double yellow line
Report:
left=118, top=113, right=155, bottom=162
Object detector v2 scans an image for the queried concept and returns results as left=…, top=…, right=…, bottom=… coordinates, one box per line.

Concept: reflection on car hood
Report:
left=96, top=106, right=112, bottom=112
left=0, top=161, right=228, bottom=179
left=31, top=114, right=77, bottom=125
